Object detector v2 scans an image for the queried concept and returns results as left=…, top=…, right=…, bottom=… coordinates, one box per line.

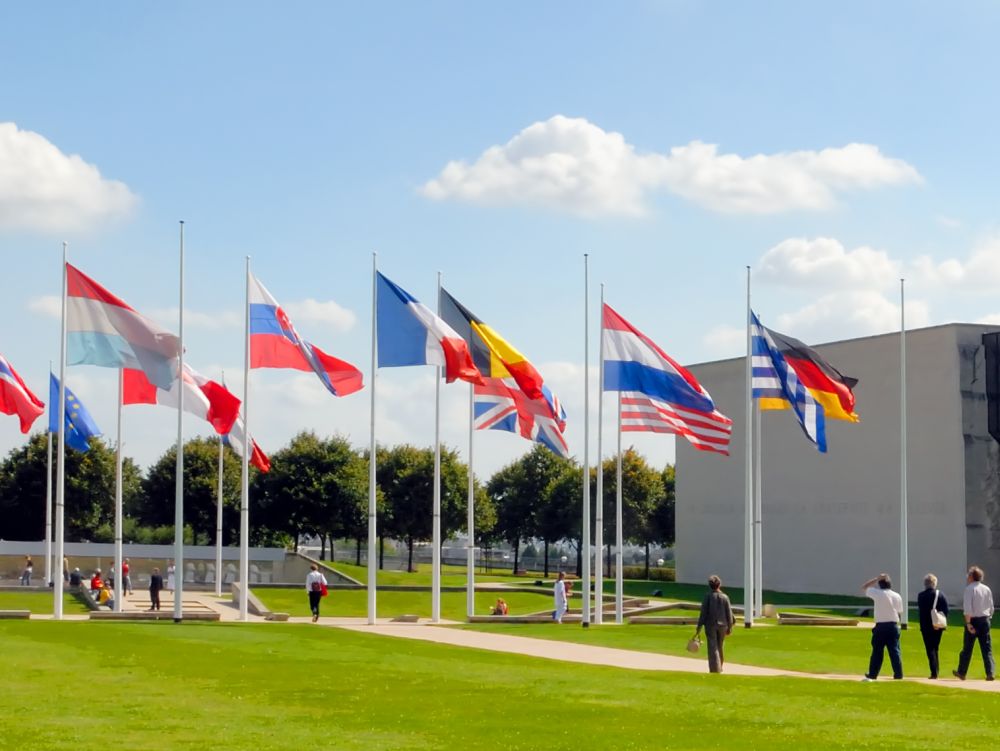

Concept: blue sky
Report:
left=2, top=2, right=1000, bottom=475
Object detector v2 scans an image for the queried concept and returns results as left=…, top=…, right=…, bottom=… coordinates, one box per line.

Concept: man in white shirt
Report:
left=553, top=572, right=568, bottom=624
left=861, top=573, right=904, bottom=681
left=953, top=566, right=995, bottom=681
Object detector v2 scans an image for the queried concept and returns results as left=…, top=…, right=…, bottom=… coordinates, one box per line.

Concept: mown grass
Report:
left=327, top=560, right=526, bottom=586
left=0, top=590, right=91, bottom=615
left=2, top=620, right=998, bottom=750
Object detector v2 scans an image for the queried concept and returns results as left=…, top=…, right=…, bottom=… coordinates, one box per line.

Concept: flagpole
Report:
left=615, top=392, right=623, bottom=624
left=174, top=220, right=185, bottom=623
left=239, top=257, right=251, bottom=621
left=753, top=400, right=762, bottom=618
left=581, top=253, right=591, bottom=628
left=466, top=382, right=475, bottom=620
left=432, top=271, right=442, bottom=624
left=367, top=252, right=378, bottom=625
left=215, top=431, right=224, bottom=598
left=594, top=283, right=605, bottom=625
left=743, top=266, right=754, bottom=627
left=44, top=361, right=53, bottom=586
left=114, top=368, right=123, bottom=613
left=900, top=278, right=909, bottom=628
left=54, top=242, right=68, bottom=620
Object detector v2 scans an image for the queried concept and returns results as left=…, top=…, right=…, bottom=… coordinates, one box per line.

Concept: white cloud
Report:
left=704, top=325, right=745, bottom=355
left=0, top=122, right=137, bottom=232
left=757, top=237, right=898, bottom=290
left=913, top=235, right=1000, bottom=290
left=147, top=308, right=242, bottom=330
left=774, top=290, right=929, bottom=343
left=420, top=115, right=921, bottom=217
left=27, top=294, right=61, bottom=318
left=283, top=298, right=356, bottom=334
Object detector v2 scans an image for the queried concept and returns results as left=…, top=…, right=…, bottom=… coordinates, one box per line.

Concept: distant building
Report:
left=676, top=323, right=1000, bottom=603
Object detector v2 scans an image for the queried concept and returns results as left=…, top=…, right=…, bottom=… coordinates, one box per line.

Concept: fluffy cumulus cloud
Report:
left=420, top=116, right=921, bottom=217
left=756, top=237, right=898, bottom=289
left=0, top=122, right=137, bottom=232
left=775, top=290, right=929, bottom=343
left=283, top=298, right=356, bottom=334
left=913, top=235, right=1000, bottom=290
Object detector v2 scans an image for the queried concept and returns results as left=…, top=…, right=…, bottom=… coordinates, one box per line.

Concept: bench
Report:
left=0, top=610, right=30, bottom=619
left=390, top=614, right=420, bottom=623
left=264, top=612, right=290, bottom=622
left=778, top=613, right=859, bottom=627
left=629, top=616, right=700, bottom=625
left=89, top=610, right=220, bottom=621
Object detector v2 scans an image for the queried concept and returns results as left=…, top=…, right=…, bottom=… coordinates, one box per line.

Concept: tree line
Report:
left=0, top=434, right=674, bottom=575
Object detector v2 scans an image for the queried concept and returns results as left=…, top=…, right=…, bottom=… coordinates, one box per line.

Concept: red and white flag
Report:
left=122, top=365, right=240, bottom=435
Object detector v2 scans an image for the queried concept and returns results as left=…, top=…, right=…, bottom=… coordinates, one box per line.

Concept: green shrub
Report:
left=622, top=566, right=675, bottom=582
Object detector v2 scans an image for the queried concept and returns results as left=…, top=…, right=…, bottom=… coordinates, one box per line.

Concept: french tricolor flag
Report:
left=249, top=273, right=363, bottom=397
left=0, top=353, right=45, bottom=433
left=66, top=264, right=181, bottom=390
left=376, top=272, right=482, bottom=384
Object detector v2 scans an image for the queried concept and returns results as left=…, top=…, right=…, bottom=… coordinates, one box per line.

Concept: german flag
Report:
left=439, top=289, right=545, bottom=401
left=755, top=325, right=858, bottom=422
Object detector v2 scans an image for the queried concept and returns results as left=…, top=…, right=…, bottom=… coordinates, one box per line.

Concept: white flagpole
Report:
left=900, top=278, right=909, bottom=627
left=466, top=382, right=475, bottom=620
left=615, top=392, right=623, bottom=624
left=432, top=271, right=442, bottom=623
left=174, top=220, right=185, bottom=622
left=215, top=430, right=224, bottom=598
left=239, top=257, right=251, bottom=621
left=594, top=283, right=605, bottom=625
left=753, top=400, right=762, bottom=618
left=743, top=266, right=754, bottom=627
left=53, top=242, right=68, bottom=620
left=114, top=368, right=123, bottom=612
left=368, top=252, right=378, bottom=625
left=581, top=253, right=591, bottom=627
left=44, top=361, right=53, bottom=586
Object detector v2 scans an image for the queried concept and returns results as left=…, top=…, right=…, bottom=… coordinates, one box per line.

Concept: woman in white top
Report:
left=306, top=564, right=328, bottom=623
left=166, top=561, right=176, bottom=592
left=553, top=572, right=568, bottom=623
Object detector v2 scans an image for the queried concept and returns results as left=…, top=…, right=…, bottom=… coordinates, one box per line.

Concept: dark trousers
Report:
left=921, top=627, right=943, bottom=678
left=957, top=617, right=995, bottom=678
left=867, top=622, right=903, bottom=679
left=150, top=588, right=161, bottom=610
left=308, top=591, right=322, bottom=617
left=705, top=624, right=728, bottom=673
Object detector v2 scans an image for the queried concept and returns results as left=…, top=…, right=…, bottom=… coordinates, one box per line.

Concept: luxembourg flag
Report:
left=66, top=264, right=181, bottom=390
left=376, top=272, right=482, bottom=384
left=249, top=273, right=363, bottom=396
left=122, top=365, right=241, bottom=435
left=0, top=353, right=45, bottom=433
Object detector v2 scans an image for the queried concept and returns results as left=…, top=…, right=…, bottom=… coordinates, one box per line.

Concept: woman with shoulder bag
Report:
left=305, top=564, right=328, bottom=623
left=916, top=573, right=949, bottom=679
left=696, top=575, right=735, bottom=673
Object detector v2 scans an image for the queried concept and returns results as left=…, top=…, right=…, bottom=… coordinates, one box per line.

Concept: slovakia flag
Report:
left=0, top=353, right=45, bottom=433
left=249, top=274, right=363, bottom=397
left=376, top=272, right=482, bottom=384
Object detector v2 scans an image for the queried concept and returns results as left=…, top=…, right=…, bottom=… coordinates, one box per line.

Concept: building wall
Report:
left=676, top=324, right=983, bottom=601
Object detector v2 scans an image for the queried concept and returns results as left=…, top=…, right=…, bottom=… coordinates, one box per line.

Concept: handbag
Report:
left=320, top=583, right=329, bottom=597
left=930, top=590, right=947, bottom=630
left=686, top=632, right=701, bottom=653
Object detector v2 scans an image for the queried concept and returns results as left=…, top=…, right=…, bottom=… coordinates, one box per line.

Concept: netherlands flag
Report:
left=249, top=273, right=363, bottom=397
left=122, top=364, right=241, bottom=436
left=66, top=264, right=181, bottom=390
left=376, top=272, right=482, bottom=384
left=0, top=353, right=45, bottom=433
left=602, top=304, right=732, bottom=456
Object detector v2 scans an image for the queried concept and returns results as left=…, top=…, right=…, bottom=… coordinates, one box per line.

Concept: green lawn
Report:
left=327, top=560, right=527, bottom=586
left=2, top=620, right=998, bottom=750
left=0, top=591, right=90, bottom=615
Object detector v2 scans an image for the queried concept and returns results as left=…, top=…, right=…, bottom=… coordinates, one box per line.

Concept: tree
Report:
left=545, top=462, right=583, bottom=575
left=643, top=464, right=676, bottom=577
left=596, top=447, right=665, bottom=578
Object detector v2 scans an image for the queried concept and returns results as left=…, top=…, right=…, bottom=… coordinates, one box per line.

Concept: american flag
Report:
left=474, top=377, right=569, bottom=458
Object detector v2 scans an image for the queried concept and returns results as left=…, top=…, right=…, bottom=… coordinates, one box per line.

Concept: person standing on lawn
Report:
left=695, top=575, right=735, bottom=674
left=861, top=573, right=904, bottom=681
left=306, top=564, right=327, bottom=623
left=953, top=566, right=995, bottom=681
left=553, top=571, right=568, bottom=624
left=916, top=573, right=949, bottom=679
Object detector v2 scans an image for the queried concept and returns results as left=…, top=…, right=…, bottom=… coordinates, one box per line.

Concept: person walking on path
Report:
left=148, top=567, right=163, bottom=611
left=916, top=573, right=949, bottom=679
left=862, top=573, right=904, bottom=681
left=953, top=566, right=995, bottom=681
left=306, top=564, right=327, bottom=622
left=695, top=575, right=735, bottom=674
left=553, top=572, right=568, bottom=624
left=20, top=556, right=32, bottom=586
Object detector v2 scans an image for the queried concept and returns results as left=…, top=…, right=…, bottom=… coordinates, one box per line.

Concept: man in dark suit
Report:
left=148, top=567, right=163, bottom=611
left=916, top=573, right=949, bottom=679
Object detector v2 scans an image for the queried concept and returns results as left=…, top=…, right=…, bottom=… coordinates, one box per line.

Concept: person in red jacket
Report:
left=90, top=570, right=104, bottom=596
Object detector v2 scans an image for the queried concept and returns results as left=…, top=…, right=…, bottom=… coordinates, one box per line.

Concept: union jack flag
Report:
left=474, top=377, right=569, bottom=458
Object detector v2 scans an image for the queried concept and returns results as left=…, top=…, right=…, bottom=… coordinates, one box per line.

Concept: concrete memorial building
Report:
left=676, top=323, right=1000, bottom=603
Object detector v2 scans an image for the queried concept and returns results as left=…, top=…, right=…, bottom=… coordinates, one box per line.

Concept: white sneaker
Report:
left=861, top=676, right=875, bottom=682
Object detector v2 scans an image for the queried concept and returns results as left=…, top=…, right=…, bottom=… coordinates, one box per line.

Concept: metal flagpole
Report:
left=753, top=400, right=762, bottom=618
left=466, top=383, right=475, bottom=620
left=114, top=368, right=124, bottom=613
left=53, top=242, right=68, bottom=620
left=44, top=361, right=53, bottom=586
left=432, top=271, right=442, bottom=624
left=594, top=284, right=605, bottom=624
left=743, top=266, right=754, bottom=627
left=581, top=253, right=591, bottom=627
left=215, top=431, right=224, bottom=598
left=174, top=221, right=185, bottom=622
left=615, top=392, right=623, bottom=624
left=367, top=252, right=378, bottom=625
left=900, top=278, right=909, bottom=628
left=239, top=257, right=251, bottom=620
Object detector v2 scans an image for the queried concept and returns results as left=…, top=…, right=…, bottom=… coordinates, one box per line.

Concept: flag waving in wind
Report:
left=0, top=354, right=44, bottom=433
left=376, top=272, right=482, bottom=384
left=66, top=264, right=182, bottom=390
left=123, top=365, right=241, bottom=435
left=751, top=311, right=827, bottom=452
left=225, top=414, right=270, bottom=473
left=602, top=304, right=732, bottom=455
left=49, top=374, right=101, bottom=452
left=249, top=273, right=363, bottom=397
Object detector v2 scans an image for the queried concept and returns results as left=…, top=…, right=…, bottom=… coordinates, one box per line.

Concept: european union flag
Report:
left=49, top=374, right=101, bottom=452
